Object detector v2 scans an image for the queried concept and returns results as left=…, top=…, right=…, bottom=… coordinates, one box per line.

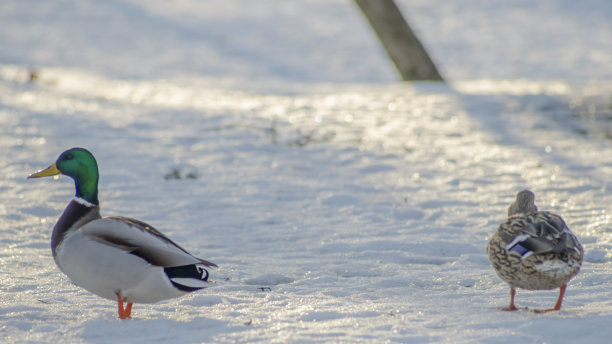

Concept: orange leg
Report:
left=502, top=288, right=518, bottom=311
left=534, top=285, right=566, bottom=313
left=116, top=292, right=133, bottom=319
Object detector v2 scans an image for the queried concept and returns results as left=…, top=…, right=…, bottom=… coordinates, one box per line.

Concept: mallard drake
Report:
left=487, top=190, right=583, bottom=312
left=28, top=147, right=216, bottom=319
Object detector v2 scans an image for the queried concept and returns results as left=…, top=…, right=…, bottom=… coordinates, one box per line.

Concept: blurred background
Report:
left=1, top=0, right=610, bottom=86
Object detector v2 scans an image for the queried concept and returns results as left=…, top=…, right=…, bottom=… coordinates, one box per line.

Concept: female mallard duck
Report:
left=28, top=147, right=216, bottom=319
left=487, top=190, right=583, bottom=312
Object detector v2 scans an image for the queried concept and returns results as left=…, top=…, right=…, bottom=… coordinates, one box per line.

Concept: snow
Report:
left=1, top=0, right=612, bottom=343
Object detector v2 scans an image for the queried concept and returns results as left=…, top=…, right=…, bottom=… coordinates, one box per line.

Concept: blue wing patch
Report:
left=508, top=242, right=531, bottom=257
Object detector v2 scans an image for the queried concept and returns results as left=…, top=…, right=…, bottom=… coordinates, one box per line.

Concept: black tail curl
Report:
left=164, top=263, right=210, bottom=292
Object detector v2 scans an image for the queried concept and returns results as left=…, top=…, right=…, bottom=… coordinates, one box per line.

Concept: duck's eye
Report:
left=64, top=154, right=74, bottom=160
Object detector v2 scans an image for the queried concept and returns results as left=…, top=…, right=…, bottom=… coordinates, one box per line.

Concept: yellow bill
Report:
left=28, top=163, right=61, bottom=179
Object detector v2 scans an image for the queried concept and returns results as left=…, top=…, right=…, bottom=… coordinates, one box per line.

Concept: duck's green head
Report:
left=28, top=147, right=99, bottom=205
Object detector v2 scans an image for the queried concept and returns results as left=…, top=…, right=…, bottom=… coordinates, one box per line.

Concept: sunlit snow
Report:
left=1, top=1, right=612, bottom=343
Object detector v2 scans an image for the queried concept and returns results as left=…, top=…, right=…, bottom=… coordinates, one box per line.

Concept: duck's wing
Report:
left=503, top=212, right=582, bottom=258
left=80, top=216, right=217, bottom=268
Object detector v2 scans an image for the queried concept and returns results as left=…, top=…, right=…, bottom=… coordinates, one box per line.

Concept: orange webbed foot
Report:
left=116, top=293, right=133, bottom=319
left=500, top=288, right=520, bottom=311
left=533, top=285, right=566, bottom=313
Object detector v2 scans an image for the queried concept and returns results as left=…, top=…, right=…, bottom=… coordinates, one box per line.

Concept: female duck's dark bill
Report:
left=28, top=163, right=61, bottom=179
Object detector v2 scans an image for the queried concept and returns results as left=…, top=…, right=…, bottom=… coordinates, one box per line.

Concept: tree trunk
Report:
left=354, top=0, right=444, bottom=81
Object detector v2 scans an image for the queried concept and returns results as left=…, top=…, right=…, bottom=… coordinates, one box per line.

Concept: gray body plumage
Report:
left=52, top=198, right=216, bottom=303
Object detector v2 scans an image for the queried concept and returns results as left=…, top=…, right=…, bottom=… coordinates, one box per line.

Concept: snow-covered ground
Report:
left=1, top=1, right=611, bottom=343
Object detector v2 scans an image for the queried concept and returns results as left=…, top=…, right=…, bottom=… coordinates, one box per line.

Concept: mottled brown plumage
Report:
left=487, top=190, right=583, bottom=311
